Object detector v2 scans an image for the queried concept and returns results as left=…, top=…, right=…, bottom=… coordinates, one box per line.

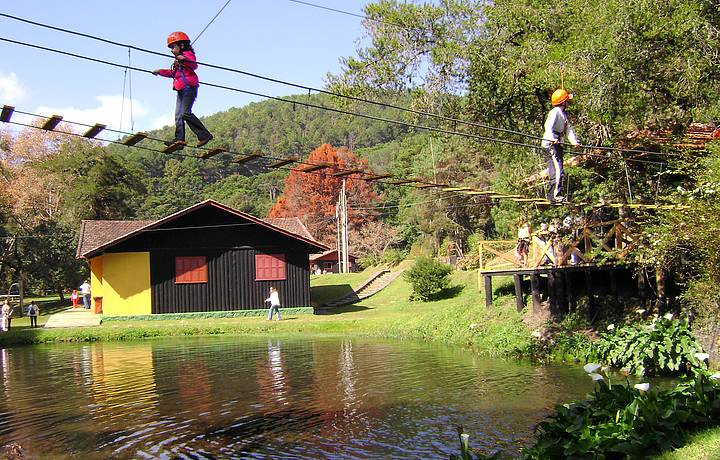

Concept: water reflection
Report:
left=0, top=338, right=599, bottom=459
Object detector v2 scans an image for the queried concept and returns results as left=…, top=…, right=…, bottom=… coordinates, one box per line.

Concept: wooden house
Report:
left=76, top=200, right=328, bottom=316
left=309, top=249, right=358, bottom=274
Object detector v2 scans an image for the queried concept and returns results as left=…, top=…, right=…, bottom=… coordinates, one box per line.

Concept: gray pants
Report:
left=267, top=304, right=281, bottom=321
left=546, top=144, right=564, bottom=200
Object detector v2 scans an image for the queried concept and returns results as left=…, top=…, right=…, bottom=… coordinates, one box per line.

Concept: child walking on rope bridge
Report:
left=542, top=89, right=580, bottom=203
left=152, top=31, right=213, bottom=149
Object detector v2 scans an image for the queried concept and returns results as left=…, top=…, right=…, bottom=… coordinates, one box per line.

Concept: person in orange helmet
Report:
left=542, top=88, right=580, bottom=203
left=152, top=31, right=213, bottom=149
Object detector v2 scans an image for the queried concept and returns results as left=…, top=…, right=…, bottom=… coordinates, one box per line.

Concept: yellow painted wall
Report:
left=101, top=252, right=152, bottom=316
left=89, top=257, right=103, bottom=306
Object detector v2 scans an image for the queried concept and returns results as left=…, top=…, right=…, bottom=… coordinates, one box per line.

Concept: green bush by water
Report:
left=522, top=369, right=720, bottom=459
left=586, top=315, right=705, bottom=376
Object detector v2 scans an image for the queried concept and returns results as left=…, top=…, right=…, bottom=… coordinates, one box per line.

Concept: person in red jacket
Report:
left=152, top=31, right=213, bottom=149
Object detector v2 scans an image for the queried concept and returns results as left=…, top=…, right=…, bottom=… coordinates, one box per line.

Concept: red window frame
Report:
left=255, top=254, right=286, bottom=281
left=175, top=256, right=208, bottom=284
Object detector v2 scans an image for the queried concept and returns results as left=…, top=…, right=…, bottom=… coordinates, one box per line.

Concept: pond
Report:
left=0, top=337, right=596, bottom=459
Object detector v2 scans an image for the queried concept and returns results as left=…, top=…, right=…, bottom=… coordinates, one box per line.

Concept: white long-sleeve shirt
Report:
left=542, top=106, right=579, bottom=148
left=265, top=291, right=280, bottom=306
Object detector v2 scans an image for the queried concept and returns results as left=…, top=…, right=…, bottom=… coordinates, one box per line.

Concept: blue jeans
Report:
left=267, top=304, right=281, bottom=320
left=174, top=86, right=211, bottom=142
left=82, top=294, right=91, bottom=309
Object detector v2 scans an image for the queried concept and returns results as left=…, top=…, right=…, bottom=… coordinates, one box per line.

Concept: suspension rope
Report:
left=0, top=13, right=687, bottom=159
left=193, top=0, right=233, bottom=45
left=0, top=36, right=673, bottom=167
left=1, top=108, right=689, bottom=211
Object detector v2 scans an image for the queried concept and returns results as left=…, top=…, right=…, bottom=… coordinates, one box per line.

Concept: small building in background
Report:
left=309, top=249, right=358, bottom=274
left=76, top=200, right=328, bottom=316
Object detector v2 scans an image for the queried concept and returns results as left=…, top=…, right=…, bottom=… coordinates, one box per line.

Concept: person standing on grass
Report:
left=1, top=301, right=10, bottom=332
left=79, top=280, right=91, bottom=310
left=265, top=286, right=281, bottom=321
left=26, top=301, right=39, bottom=328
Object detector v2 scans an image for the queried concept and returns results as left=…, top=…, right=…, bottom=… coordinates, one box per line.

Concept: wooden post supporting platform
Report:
left=513, top=274, right=524, bottom=312
left=585, top=271, right=595, bottom=318
left=484, top=275, right=493, bottom=309
left=548, top=272, right=557, bottom=315
left=567, top=272, right=577, bottom=312
left=530, top=274, right=541, bottom=314
left=656, top=267, right=667, bottom=311
left=638, top=270, right=647, bottom=309
left=609, top=269, right=619, bottom=310
left=556, top=271, right=567, bottom=315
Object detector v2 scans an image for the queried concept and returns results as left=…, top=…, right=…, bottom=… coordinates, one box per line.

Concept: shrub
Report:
left=586, top=315, right=705, bottom=376
left=403, top=256, right=452, bottom=301
left=380, top=248, right=405, bottom=266
left=522, top=369, right=720, bottom=459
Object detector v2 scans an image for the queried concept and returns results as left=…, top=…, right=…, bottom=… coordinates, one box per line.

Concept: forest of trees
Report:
left=0, top=0, right=718, bottom=323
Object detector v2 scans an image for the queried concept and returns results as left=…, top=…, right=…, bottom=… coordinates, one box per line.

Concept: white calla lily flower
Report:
left=607, top=324, right=615, bottom=330
left=636, top=309, right=646, bottom=315
left=710, top=372, right=720, bottom=381
left=588, top=373, right=604, bottom=381
left=584, top=363, right=601, bottom=374
left=663, top=313, right=674, bottom=320
left=634, top=383, right=650, bottom=391
left=694, top=353, right=710, bottom=362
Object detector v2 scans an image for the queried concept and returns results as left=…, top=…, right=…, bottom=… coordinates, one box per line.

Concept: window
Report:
left=175, top=256, right=207, bottom=284
left=255, top=254, right=286, bottom=280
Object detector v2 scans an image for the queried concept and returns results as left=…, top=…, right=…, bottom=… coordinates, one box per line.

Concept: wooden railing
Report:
left=478, top=219, right=635, bottom=271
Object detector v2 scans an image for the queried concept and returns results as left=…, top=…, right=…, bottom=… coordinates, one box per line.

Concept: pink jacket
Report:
left=157, top=51, right=200, bottom=90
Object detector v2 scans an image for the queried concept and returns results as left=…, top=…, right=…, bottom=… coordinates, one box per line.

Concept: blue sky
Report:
left=0, top=0, right=370, bottom=134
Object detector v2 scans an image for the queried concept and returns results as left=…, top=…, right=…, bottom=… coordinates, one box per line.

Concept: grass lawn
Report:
left=653, top=426, right=720, bottom=460
left=0, top=269, right=529, bottom=357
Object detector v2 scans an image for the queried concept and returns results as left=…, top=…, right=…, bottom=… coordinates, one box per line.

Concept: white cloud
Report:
left=35, top=95, right=148, bottom=133
left=0, top=72, right=26, bottom=104
left=151, top=114, right=175, bottom=130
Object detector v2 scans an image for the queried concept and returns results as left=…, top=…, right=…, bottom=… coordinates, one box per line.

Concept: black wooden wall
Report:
left=106, top=205, right=318, bottom=314
left=149, top=249, right=309, bottom=313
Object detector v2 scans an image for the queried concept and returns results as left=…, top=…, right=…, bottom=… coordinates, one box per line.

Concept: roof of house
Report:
left=76, top=199, right=327, bottom=259
left=309, top=249, right=358, bottom=262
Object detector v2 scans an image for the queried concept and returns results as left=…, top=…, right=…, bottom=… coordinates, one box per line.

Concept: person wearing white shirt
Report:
left=79, top=280, right=91, bottom=310
left=265, top=287, right=281, bottom=321
left=542, top=89, right=580, bottom=203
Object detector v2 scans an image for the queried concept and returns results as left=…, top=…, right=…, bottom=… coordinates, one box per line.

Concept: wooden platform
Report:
left=43, top=308, right=102, bottom=328
left=477, top=218, right=653, bottom=314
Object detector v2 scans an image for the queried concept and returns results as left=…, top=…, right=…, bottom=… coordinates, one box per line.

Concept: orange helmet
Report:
left=551, top=88, right=573, bottom=106
left=167, top=31, right=190, bottom=47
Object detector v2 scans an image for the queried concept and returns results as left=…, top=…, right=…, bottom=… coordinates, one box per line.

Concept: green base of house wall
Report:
left=103, top=307, right=314, bottom=322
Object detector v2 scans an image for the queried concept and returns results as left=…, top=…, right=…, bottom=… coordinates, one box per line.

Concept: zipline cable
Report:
left=193, top=0, right=233, bottom=45
left=0, top=36, right=671, bottom=167
left=0, top=13, right=685, bottom=159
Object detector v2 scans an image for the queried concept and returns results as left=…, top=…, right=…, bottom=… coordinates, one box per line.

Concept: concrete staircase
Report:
left=43, top=308, right=103, bottom=328
left=317, top=269, right=404, bottom=311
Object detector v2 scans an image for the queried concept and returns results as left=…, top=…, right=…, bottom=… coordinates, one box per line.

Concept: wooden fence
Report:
left=478, top=219, right=636, bottom=271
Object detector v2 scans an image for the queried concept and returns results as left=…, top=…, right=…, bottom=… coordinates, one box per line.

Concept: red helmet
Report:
left=167, top=31, right=190, bottom=47
left=551, top=88, right=573, bottom=106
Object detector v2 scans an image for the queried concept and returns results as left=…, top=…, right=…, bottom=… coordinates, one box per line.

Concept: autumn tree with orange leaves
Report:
left=269, top=144, right=381, bottom=245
